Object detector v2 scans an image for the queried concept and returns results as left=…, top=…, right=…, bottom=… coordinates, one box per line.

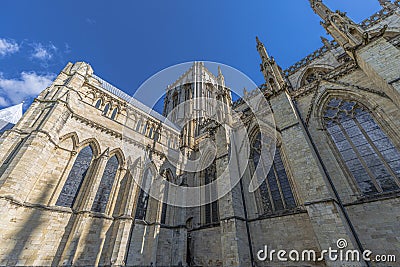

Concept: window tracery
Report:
left=56, top=145, right=94, bottom=208
left=323, top=98, right=400, bottom=195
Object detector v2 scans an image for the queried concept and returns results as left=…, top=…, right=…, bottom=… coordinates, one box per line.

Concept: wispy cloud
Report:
left=0, top=72, right=55, bottom=107
left=0, top=96, right=8, bottom=107
left=86, top=18, right=96, bottom=25
left=64, top=43, right=72, bottom=54
left=0, top=38, right=19, bottom=56
left=31, top=42, right=56, bottom=61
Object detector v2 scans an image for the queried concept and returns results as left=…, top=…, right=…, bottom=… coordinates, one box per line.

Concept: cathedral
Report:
left=1, top=1, right=400, bottom=266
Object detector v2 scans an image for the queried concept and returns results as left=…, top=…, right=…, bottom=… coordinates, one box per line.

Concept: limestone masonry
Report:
left=1, top=1, right=400, bottom=266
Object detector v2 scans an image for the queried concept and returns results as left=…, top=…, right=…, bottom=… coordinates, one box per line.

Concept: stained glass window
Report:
left=56, top=145, right=93, bottom=208
left=135, top=168, right=153, bottom=220
left=203, top=162, right=219, bottom=224
left=103, top=103, right=110, bottom=116
left=111, top=108, right=118, bottom=120
left=251, top=132, right=296, bottom=215
left=91, top=155, right=119, bottom=213
left=160, top=170, right=173, bottom=224
left=324, top=98, right=400, bottom=195
left=95, top=99, right=102, bottom=109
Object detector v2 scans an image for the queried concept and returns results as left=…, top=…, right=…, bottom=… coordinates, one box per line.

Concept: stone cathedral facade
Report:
left=1, top=1, right=400, bottom=266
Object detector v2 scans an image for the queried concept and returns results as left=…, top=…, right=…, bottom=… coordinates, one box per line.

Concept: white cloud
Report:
left=0, top=38, right=19, bottom=56
left=0, top=72, right=55, bottom=106
left=32, top=44, right=52, bottom=60
left=31, top=43, right=57, bottom=61
left=0, top=96, right=8, bottom=107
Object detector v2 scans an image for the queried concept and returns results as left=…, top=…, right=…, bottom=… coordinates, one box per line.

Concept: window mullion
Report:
left=354, top=118, right=400, bottom=187
left=338, top=122, right=383, bottom=193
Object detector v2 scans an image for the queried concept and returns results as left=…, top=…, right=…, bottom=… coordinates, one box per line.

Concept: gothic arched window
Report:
left=160, top=170, right=173, bottom=224
left=91, top=155, right=120, bottom=213
left=251, top=132, right=296, bottom=215
left=95, top=99, right=102, bottom=109
left=301, top=68, right=329, bottom=87
left=111, top=108, right=118, bottom=120
left=172, top=92, right=179, bottom=108
left=56, top=145, right=94, bottom=208
left=136, top=120, right=142, bottom=132
left=103, top=103, right=110, bottom=116
left=135, top=168, right=153, bottom=220
left=202, top=161, right=219, bottom=224
left=323, top=98, right=400, bottom=195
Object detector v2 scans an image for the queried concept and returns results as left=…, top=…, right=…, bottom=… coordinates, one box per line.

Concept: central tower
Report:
left=163, top=62, right=232, bottom=149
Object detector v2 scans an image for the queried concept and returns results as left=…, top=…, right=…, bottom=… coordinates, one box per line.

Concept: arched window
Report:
left=56, top=145, right=94, bottom=208
left=172, top=92, right=179, bottom=108
left=185, top=86, right=191, bottom=101
left=160, top=170, right=173, bottom=224
left=135, top=168, right=153, bottom=220
left=142, top=122, right=148, bottom=135
left=103, top=103, right=110, bottom=116
left=148, top=126, right=154, bottom=138
left=323, top=98, right=400, bottom=195
left=202, top=161, right=219, bottom=224
left=136, top=120, right=142, bottom=132
left=154, top=130, right=160, bottom=142
left=251, top=132, right=296, bottom=215
left=111, top=108, right=118, bottom=120
left=91, top=155, right=120, bottom=213
left=301, top=68, right=329, bottom=87
left=95, top=99, right=102, bottom=109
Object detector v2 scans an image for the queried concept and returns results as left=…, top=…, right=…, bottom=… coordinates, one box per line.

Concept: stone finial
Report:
left=320, top=36, right=332, bottom=48
left=379, top=0, right=396, bottom=9
left=70, top=62, right=94, bottom=77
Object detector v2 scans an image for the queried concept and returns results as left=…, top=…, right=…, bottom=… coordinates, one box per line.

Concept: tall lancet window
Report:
left=135, top=168, right=153, bottom=220
left=203, top=161, right=219, bottom=224
left=251, top=132, right=296, bottom=215
left=56, top=145, right=94, bottom=208
left=323, top=98, right=400, bottom=195
left=160, top=170, right=173, bottom=224
left=91, top=155, right=120, bottom=213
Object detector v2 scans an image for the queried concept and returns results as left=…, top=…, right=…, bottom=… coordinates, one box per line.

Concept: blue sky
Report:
left=0, top=0, right=381, bottom=111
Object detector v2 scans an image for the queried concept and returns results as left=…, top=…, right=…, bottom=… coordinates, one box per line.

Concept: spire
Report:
left=256, top=36, right=269, bottom=60
left=320, top=36, right=332, bottom=48
left=256, top=36, right=286, bottom=93
left=309, top=0, right=331, bottom=21
left=309, top=0, right=365, bottom=52
left=217, top=66, right=225, bottom=86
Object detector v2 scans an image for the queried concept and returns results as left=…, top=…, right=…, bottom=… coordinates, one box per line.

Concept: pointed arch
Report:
left=160, top=168, right=174, bottom=224
left=134, top=163, right=156, bottom=220
left=111, top=108, right=118, bottom=120
left=320, top=95, right=400, bottom=195
left=59, top=132, right=79, bottom=151
left=92, top=154, right=120, bottom=213
left=95, top=98, right=102, bottom=109
left=250, top=129, right=297, bottom=215
left=297, top=65, right=334, bottom=88
left=56, top=144, right=95, bottom=208
left=103, top=103, right=111, bottom=116
left=136, top=119, right=143, bottom=132
left=79, top=138, right=101, bottom=157
left=109, top=148, right=126, bottom=167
